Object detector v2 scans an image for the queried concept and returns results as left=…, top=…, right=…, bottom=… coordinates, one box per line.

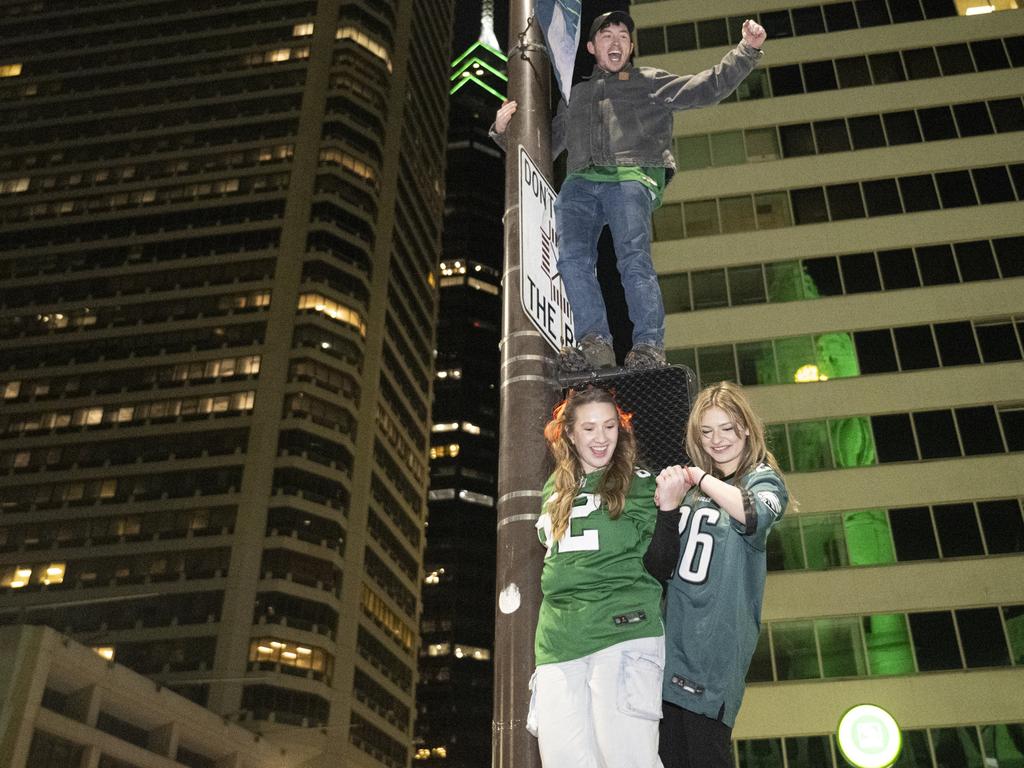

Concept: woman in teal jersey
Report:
left=659, top=382, right=789, bottom=768
left=529, top=386, right=687, bottom=768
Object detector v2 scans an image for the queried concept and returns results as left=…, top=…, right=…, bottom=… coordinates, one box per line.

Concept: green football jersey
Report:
left=662, top=464, right=787, bottom=726
left=534, top=469, right=664, bottom=665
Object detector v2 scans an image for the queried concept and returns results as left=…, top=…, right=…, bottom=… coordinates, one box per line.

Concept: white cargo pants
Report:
left=528, top=635, right=665, bottom=768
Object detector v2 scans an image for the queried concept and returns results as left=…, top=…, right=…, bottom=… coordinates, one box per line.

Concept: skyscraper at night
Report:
left=415, top=2, right=507, bottom=765
left=0, top=2, right=452, bottom=766
left=634, top=0, right=1024, bottom=765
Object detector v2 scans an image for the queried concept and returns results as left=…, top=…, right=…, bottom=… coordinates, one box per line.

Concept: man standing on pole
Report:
left=492, top=11, right=767, bottom=372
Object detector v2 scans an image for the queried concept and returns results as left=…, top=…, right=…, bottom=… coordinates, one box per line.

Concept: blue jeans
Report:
left=554, top=177, right=664, bottom=347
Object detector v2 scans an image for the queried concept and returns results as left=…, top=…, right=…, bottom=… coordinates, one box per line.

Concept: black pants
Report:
left=659, top=701, right=733, bottom=768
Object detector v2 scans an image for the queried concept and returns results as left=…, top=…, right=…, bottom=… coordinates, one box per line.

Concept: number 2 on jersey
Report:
left=677, top=505, right=720, bottom=583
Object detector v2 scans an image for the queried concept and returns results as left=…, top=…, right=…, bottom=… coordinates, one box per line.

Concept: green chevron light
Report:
left=449, top=40, right=508, bottom=101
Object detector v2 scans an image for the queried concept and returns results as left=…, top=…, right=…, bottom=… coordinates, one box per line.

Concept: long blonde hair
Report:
left=543, top=387, right=637, bottom=542
left=686, top=381, right=783, bottom=480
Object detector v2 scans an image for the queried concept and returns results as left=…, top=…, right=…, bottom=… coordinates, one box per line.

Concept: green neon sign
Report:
left=837, top=704, right=902, bottom=768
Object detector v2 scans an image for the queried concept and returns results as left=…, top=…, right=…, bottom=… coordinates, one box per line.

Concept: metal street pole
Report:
left=492, top=1, right=556, bottom=767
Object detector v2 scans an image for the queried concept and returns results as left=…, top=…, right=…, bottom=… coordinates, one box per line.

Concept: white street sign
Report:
left=518, top=146, right=574, bottom=352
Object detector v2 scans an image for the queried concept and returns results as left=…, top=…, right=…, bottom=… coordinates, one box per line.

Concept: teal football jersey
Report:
left=535, top=469, right=664, bottom=665
left=662, top=464, right=787, bottom=726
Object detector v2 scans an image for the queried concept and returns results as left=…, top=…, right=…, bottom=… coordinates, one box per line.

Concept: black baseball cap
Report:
left=588, top=10, right=634, bottom=41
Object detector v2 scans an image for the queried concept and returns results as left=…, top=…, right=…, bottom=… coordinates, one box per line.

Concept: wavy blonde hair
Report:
left=685, top=381, right=783, bottom=480
left=543, top=387, right=637, bottom=542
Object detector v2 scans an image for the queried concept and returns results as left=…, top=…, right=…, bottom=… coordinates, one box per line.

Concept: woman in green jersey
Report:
left=529, top=386, right=687, bottom=768
left=659, top=382, right=789, bottom=768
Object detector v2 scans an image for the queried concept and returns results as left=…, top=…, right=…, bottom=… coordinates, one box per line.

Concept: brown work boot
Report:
left=624, top=343, right=666, bottom=370
left=578, top=334, right=616, bottom=369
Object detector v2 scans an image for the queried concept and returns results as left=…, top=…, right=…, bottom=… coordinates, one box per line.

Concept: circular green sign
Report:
left=837, top=704, right=902, bottom=768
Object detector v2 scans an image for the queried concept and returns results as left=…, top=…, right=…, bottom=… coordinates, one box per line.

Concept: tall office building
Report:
left=632, top=0, right=1024, bottom=765
left=415, top=2, right=506, bottom=765
left=0, top=1, right=452, bottom=766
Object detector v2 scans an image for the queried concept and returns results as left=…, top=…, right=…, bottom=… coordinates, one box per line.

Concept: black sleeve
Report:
left=643, top=510, right=680, bottom=582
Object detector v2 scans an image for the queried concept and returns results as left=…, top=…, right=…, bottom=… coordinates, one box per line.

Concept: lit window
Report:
left=93, top=646, right=115, bottom=661
left=0, top=63, right=22, bottom=77
left=461, top=421, right=480, bottom=435
left=459, top=489, right=494, bottom=507
left=956, top=0, right=1018, bottom=14
left=41, top=563, right=64, bottom=585
left=432, top=747, right=448, bottom=758
left=249, top=637, right=329, bottom=673
left=454, top=644, right=490, bottom=661
left=432, top=422, right=459, bottom=433
left=336, top=26, right=393, bottom=72
left=424, top=567, right=445, bottom=585
left=297, top=293, right=367, bottom=336
left=318, top=148, right=376, bottom=183
left=293, top=22, right=314, bottom=36
left=0, top=177, right=29, bottom=194
left=425, top=642, right=451, bottom=657
left=3, top=381, right=20, bottom=399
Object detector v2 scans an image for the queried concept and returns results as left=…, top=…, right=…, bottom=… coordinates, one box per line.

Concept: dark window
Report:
left=975, top=321, right=1022, bottom=362
left=872, top=413, right=918, bottom=461
left=759, top=11, right=793, bottom=39
left=792, top=6, right=826, bottom=35
left=665, top=23, right=697, bottom=52
left=869, top=52, right=905, bottom=83
left=898, top=174, right=940, bottom=211
left=916, top=244, right=960, bottom=285
left=692, top=269, right=729, bottom=310
left=863, top=179, right=903, bottom=216
left=848, top=114, right=887, bottom=149
left=1012, top=163, right=1024, bottom=198
left=727, top=17, right=749, bottom=45
left=803, top=61, right=840, bottom=93
left=921, top=0, right=957, bottom=18
left=918, top=106, right=958, bottom=141
left=803, top=256, right=844, bottom=296
left=989, top=98, right=1024, bottom=133
left=913, top=409, right=959, bottom=458
left=738, top=69, right=769, bottom=101
left=936, top=170, right=978, bottom=208
left=825, top=2, right=859, bottom=31
left=826, top=184, right=865, bottom=220
left=855, top=330, right=899, bottom=374
left=856, top=0, right=890, bottom=26
left=994, top=236, right=1024, bottom=277
left=697, top=18, right=729, bottom=48
left=954, top=405, right=1005, bottom=455
left=954, top=241, right=998, bottom=282
left=786, top=736, right=833, bottom=768
left=835, top=55, right=872, bottom=87
left=813, top=120, right=850, bottom=152
left=696, top=345, right=737, bottom=384
left=956, top=607, right=1011, bottom=667
left=933, top=504, right=984, bottom=558
left=878, top=249, right=920, bottom=289
left=1002, top=407, right=1024, bottom=452
left=1007, top=35, right=1024, bottom=67
left=902, top=47, right=941, bottom=79
left=769, top=65, right=804, bottom=97
left=908, top=611, right=962, bottom=670
left=890, top=3, right=925, bottom=23
left=839, top=252, right=880, bottom=292
left=780, top=123, right=816, bottom=157
left=727, top=265, right=767, bottom=305
left=934, top=321, right=980, bottom=366
left=895, top=326, right=939, bottom=370
left=883, top=111, right=922, bottom=144
left=638, top=27, right=666, bottom=56
left=791, top=187, right=829, bottom=225
left=952, top=102, right=994, bottom=137
left=970, top=39, right=1010, bottom=71
left=972, top=166, right=1016, bottom=204
left=890, top=507, right=939, bottom=560
left=978, top=499, right=1024, bottom=554
left=936, top=43, right=974, bottom=75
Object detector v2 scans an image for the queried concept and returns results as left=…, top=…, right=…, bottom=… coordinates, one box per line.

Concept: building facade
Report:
left=0, top=1, right=453, bottom=766
left=631, top=0, right=1024, bottom=765
left=414, top=5, right=507, bottom=765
